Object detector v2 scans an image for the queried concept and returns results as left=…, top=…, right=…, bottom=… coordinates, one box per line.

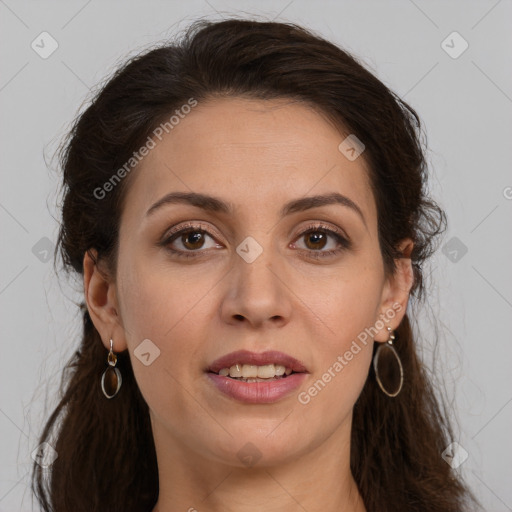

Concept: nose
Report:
left=219, top=242, right=292, bottom=329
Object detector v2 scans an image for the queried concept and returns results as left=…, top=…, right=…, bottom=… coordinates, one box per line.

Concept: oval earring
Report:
left=101, top=338, right=122, bottom=399
left=373, top=326, right=403, bottom=398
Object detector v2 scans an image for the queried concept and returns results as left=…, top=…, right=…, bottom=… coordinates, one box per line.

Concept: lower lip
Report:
left=206, top=372, right=308, bottom=404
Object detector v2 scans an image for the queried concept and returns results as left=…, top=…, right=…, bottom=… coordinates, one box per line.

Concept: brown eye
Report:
left=303, top=231, right=328, bottom=250
left=162, top=223, right=221, bottom=258
left=291, top=224, right=351, bottom=260
left=180, top=231, right=207, bottom=250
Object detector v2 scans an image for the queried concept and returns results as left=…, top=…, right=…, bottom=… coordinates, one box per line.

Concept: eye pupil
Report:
left=183, top=231, right=204, bottom=249
left=305, top=231, right=326, bottom=250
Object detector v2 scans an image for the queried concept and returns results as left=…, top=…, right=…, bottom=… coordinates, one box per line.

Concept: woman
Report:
left=32, top=17, right=481, bottom=512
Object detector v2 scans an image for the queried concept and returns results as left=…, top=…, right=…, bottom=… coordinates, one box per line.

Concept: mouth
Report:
left=207, top=366, right=300, bottom=383
left=205, top=349, right=309, bottom=381
left=204, top=350, right=309, bottom=404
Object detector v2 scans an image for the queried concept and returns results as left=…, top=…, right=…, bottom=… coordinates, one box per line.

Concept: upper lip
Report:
left=206, top=350, right=309, bottom=374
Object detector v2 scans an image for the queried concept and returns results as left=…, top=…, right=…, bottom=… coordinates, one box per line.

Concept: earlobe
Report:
left=83, top=249, right=127, bottom=351
left=374, top=239, right=414, bottom=342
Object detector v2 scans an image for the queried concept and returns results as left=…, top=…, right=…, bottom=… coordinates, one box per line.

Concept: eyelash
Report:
left=160, top=222, right=351, bottom=260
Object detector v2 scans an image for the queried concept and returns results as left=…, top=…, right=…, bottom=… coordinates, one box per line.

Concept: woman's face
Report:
left=104, top=97, right=410, bottom=467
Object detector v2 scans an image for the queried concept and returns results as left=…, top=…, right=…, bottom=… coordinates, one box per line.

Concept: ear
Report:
left=83, top=249, right=128, bottom=352
left=373, top=238, right=414, bottom=342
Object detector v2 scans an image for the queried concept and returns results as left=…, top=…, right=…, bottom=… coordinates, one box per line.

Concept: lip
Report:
left=206, top=372, right=308, bottom=404
left=206, top=349, right=309, bottom=374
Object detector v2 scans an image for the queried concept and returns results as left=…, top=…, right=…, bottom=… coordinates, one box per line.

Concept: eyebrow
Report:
left=145, top=191, right=366, bottom=226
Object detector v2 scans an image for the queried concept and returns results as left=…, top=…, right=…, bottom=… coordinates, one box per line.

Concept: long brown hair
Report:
left=32, top=17, right=481, bottom=512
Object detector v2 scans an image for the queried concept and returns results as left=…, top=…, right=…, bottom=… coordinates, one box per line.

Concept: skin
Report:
left=84, top=97, right=413, bottom=512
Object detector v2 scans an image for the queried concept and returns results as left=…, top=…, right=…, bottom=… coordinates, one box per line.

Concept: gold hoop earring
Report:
left=101, top=338, right=122, bottom=399
left=373, top=326, right=403, bottom=397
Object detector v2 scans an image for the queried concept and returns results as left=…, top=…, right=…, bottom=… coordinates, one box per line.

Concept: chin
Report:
left=204, top=426, right=308, bottom=468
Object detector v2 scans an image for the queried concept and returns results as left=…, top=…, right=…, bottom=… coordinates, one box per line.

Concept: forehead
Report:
left=120, top=96, right=376, bottom=227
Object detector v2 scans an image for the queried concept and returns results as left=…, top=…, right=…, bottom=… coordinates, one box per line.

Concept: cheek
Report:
left=301, top=261, right=383, bottom=347
left=116, top=258, right=210, bottom=405
left=296, top=301, right=376, bottom=434
left=117, top=251, right=214, bottom=342
left=298, top=266, right=382, bottom=404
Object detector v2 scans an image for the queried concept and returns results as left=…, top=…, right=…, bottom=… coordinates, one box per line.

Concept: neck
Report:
left=150, top=413, right=367, bottom=512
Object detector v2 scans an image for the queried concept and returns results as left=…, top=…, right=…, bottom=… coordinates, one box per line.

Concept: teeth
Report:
left=217, top=363, right=293, bottom=379
left=256, top=364, right=276, bottom=378
left=275, top=365, right=286, bottom=376
left=243, top=365, right=259, bottom=378
left=228, top=364, right=243, bottom=377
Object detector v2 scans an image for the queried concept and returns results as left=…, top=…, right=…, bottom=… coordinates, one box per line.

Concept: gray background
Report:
left=1, top=1, right=511, bottom=510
